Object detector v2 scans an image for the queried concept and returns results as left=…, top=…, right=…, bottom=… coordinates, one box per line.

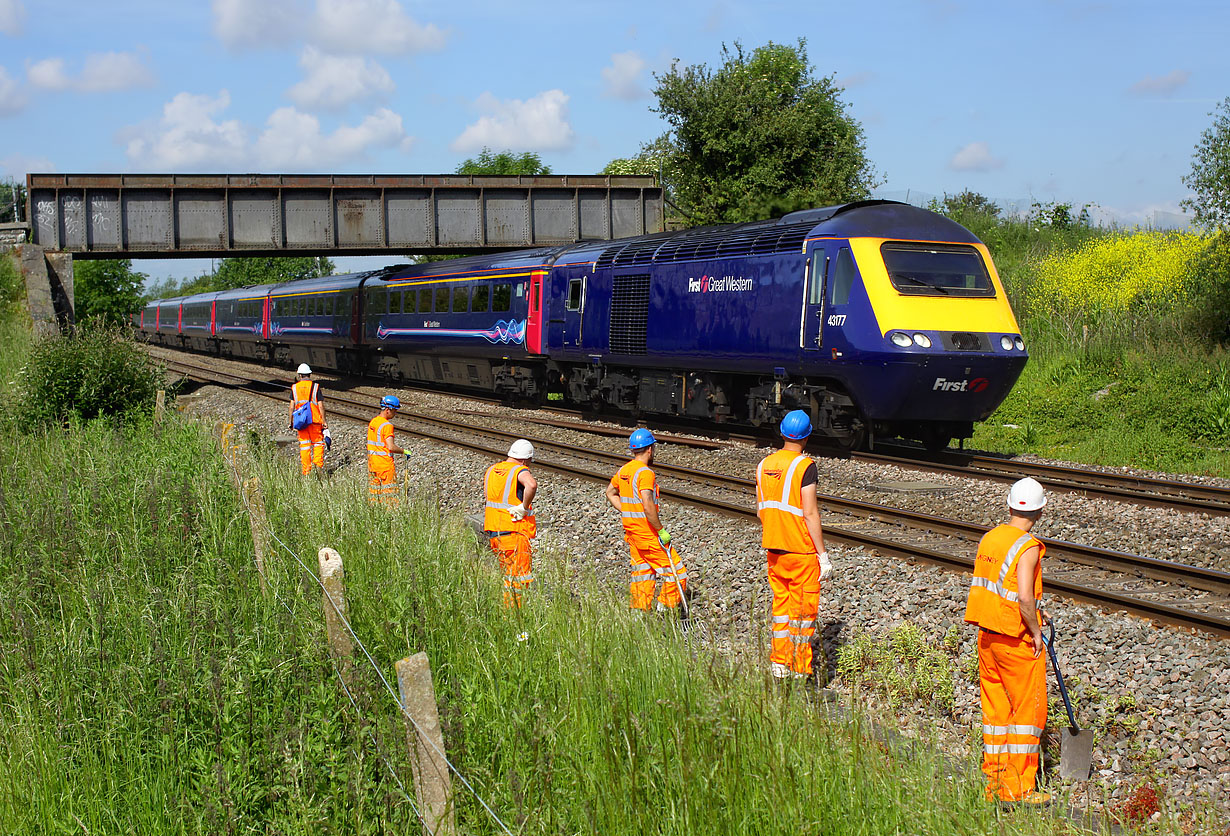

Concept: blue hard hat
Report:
left=780, top=409, right=813, bottom=440
left=628, top=428, right=656, bottom=451
left=380, top=395, right=401, bottom=411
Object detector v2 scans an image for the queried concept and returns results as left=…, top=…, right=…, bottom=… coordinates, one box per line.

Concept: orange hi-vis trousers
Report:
left=298, top=425, right=324, bottom=475
left=628, top=541, right=687, bottom=610
left=978, top=629, right=1048, bottom=801
left=768, top=550, right=821, bottom=677
left=368, top=461, right=398, bottom=505
left=490, top=533, right=533, bottom=608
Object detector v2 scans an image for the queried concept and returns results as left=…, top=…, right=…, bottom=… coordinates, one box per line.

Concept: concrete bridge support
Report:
left=2, top=223, right=74, bottom=334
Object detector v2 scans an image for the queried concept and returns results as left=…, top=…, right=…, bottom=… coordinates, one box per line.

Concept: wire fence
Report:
left=219, top=425, right=514, bottom=836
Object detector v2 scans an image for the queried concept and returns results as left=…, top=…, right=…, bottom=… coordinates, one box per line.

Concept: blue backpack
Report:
left=292, top=383, right=318, bottom=430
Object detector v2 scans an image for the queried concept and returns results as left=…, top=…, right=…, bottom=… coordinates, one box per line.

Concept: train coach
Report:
left=139, top=200, right=1028, bottom=450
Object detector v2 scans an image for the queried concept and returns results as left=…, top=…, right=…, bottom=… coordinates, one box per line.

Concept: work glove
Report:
left=658, top=528, right=671, bottom=548
left=323, top=428, right=332, bottom=450
left=818, top=551, right=833, bottom=582
left=509, top=503, right=527, bottom=522
left=404, top=450, right=412, bottom=461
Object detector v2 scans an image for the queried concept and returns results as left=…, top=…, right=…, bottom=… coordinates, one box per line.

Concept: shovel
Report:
left=1042, top=622, right=1094, bottom=780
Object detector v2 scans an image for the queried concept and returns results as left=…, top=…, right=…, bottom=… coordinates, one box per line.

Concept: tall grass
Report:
left=0, top=414, right=1094, bottom=834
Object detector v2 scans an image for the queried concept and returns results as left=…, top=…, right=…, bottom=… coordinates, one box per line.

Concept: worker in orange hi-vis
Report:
left=604, top=429, right=688, bottom=621
left=963, top=477, right=1052, bottom=807
left=483, top=439, right=538, bottom=608
left=367, top=395, right=408, bottom=505
left=755, top=409, right=831, bottom=682
left=289, top=363, right=329, bottom=475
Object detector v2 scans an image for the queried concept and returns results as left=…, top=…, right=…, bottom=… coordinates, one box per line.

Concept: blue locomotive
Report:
left=136, top=200, right=1028, bottom=449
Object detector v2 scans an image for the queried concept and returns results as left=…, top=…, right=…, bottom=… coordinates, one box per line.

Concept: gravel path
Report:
left=162, top=353, right=1230, bottom=824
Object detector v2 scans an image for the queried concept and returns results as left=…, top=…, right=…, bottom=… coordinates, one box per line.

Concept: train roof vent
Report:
left=595, top=219, right=818, bottom=269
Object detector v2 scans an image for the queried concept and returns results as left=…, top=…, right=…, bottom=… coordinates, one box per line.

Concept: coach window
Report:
left=472, top=285, right=490, bottom=312
left=453, top=285, right=468, bottom=312
left=566, top=278, right=583, bottom=311
left=829, top=248, right=855, bottom=307
left=493, top=283, right=511, bottom=312
left=325, top=296, right=334, bottom=317
left=435, top=286, right=449, bottom=312
left=418, top=288, right=431, bottom=313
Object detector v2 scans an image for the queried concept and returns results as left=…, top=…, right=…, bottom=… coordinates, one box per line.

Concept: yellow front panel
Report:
left=849, top=238, right=1022, bottom=335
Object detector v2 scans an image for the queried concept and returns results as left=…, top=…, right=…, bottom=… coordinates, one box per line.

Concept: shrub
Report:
left=13, top=319, right=168, bottom=426
left=1028, top=231, right=1210, bottom=343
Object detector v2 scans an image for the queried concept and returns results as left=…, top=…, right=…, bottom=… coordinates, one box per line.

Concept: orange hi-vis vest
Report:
left=614, top=459, right=658, bottom=546
left=964, top=523, right=1045, bottom=638
left=483, top=461, right=536, bottom=537
left=367, top=415, right=394, bottom=467
left=756, top=450, right=817, bottom=554
left=291, top=380, right=324, bottom=425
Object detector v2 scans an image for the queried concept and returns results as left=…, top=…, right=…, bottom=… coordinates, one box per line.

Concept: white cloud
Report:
left=836, top=71, right=876, bottom=89
left=212, top=0, right=306, bottom=49
left=1, top=152, right=54, bottom=176
left=311, top=0, right=444, bottom=55
left=1129, top=69, right=1190, bottom=97
left=0, top=0, right=24, bottom=36
left=452, top=89, right=575, bottom=153
left=948, top=141, right=1004, bottom=172
left=126, top=90, right=248, bottom=169
left=0, top=66, right=24, bottom=115
left=28, top=52, right=154, bottom=92
left=255, top=105, right=409, bottom=167
left=287, top=46, right=393, bottom=110
left=601, top=51, right=647, bottom=100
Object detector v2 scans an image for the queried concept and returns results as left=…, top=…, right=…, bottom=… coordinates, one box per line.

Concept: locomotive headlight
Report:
left=1000, top=335, right=1014, bottom=351
left=1014, top=336, right=1025, bottom=351
left=912, top=333, right=932, bottom=348
left=890, top=331, right=912, bottom=348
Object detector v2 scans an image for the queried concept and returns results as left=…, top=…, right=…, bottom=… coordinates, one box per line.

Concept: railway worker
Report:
left=755, top=409, right=831, bottom=681
left=605, top=429, right=689, bottom=618
left=289, top=363, right=329, bottom=476
left=367, top=395, right=409, bottom=505
left=483, top=440, right=539, bottom=608
left=963, top=477, right=1051, bottom=806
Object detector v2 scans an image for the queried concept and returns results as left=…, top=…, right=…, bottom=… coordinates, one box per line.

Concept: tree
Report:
left=455, top=148, right=552, bottom=176
left=75, top=259, right=147, bottom=324
left=211, top=256, right=336, bottom=290
left=0, top=178, right=25, bottom=224
left=1182, top=96, right=1230, bottom=230
left=941, top=190, right=1001, bottom=219
left=650, top=40, right=877, bottom=225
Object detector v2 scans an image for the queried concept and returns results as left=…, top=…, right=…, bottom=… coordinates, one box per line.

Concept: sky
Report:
left=1, top=0, right=1225, bottom=283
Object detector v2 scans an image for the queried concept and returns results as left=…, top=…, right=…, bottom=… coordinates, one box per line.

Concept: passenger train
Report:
left=135, top=200, right=1028, bottom=450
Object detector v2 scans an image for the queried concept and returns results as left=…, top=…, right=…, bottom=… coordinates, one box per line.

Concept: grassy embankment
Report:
left=950, top=206, right=1230, bottom=476
left=0, top=326, right=1097, bottom=832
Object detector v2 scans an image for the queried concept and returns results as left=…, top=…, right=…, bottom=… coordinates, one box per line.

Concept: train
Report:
left=135, top=200, right=1028, bottom=450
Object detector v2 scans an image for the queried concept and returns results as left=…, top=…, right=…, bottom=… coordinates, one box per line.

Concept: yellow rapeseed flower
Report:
left=1031, top=231, right=1208, bottom=316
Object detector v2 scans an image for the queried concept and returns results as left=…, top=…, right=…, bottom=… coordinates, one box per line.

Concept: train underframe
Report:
left=149, top=333, right=970, bottom=450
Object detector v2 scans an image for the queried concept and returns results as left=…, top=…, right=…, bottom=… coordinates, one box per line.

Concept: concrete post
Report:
left=243, top=476, right=270, bottom=597
left=317, top=547, right=354, bottom=676
left=396, top=653, right=455, bottom=836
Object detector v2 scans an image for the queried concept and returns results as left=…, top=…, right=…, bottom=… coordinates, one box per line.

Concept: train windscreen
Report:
left=881, top=243, right=994, bottom=297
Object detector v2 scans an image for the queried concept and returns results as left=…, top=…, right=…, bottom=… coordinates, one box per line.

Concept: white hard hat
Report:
left=297, top=363, right=312, bottom=375
left=1007, top=477, right=1047, bottom=512
left=508, top=439, right=535, bottom=460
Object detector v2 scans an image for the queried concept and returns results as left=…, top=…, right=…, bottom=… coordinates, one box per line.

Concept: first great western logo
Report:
left=688, top=274, right=755, bottom=293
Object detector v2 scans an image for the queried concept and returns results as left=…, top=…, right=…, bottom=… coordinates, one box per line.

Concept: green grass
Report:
left=0, top=410, right=1109, bottom=834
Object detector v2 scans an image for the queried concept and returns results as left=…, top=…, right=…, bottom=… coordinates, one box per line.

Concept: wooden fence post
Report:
left=396, top=653, right=455, bottom=836
left=317, top=547, right=354, bottom=679
left=243, top=476, right=270, bottom=597
left=154, top=389, right=165, bottom=423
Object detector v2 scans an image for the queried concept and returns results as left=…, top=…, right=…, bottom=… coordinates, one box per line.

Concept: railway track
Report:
left=164, top=355, right=1230, bottom=640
